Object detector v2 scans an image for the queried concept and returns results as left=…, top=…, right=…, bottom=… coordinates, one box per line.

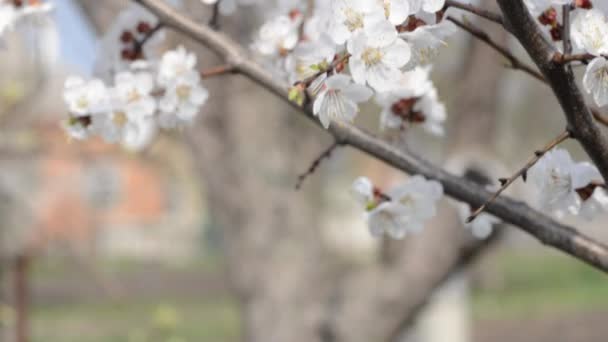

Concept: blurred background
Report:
left=1, top=0, right=608, bottom=341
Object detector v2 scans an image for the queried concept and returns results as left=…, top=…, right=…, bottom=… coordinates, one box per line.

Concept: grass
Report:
left=472, top=251, right=608, bottom=320
left=31, top=297, right=240, bottom=342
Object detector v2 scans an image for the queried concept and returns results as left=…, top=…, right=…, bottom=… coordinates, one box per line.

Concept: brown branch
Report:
left=447, top=16, right=546, bottom=83
left=209, top=2, right=220, bottom=30
left=200, top=64, right=235, bottom=79
left=553, top=52, right=594, bottom=64
left=135, top=0, right=608, bottom=273
left=444, top=0, right=504, bottom=25
left=468, top=130, right=571, bottom=222
left=295, top=140, right=343, bottom=190
left=497, top=0, right=608, bottom=183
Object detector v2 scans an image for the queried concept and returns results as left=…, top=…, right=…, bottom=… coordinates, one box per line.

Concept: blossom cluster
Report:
left=529, top=148, right=608, bottom=219
left=62, top=4, right=208, bottom=150
left=351, top=176, right=443, bottom=239
left=0, top=0, right=52, bottom=45
left=250, top=0, right=454, bottom=133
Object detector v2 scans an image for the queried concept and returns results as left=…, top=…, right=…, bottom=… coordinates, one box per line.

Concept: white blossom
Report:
left=529, top=148, right=605, bottom=218
left=285, top=35, right=337, bottom=83
left=347, top=19, right=411, bottom=91
left=159, top=71, right=209, bottom=127
left=351, top=176, right=375, bottom=207
left=313, top=74, right=373, bottom=128
left=571, top=9, right=608, bottom=56
left=583, top=57, right=608, bottom=108
left=399, top=20, right=456, bottom=67
left=63, top=77, right=110, bottom=116
left=380, top=0, right=411, bottom=25
left=359, top=175, right=443, bottom=239
left=251, top=13, right=300, bottom=58
left=112, top=63, right=157, bottom=119
left=375, top=66, right=446, bottom=135
left=328, top=0, right=385, bottom=45
left=157, top=45, right=198, bottom=86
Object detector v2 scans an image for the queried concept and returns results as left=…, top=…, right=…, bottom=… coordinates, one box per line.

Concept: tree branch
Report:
left=497, top=0, right=608, bottom=184
left=134, top=0, right=608, bottom=273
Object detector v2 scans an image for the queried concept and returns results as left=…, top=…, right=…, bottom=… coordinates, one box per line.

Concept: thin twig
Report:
left=444, top=0, right=504, bottom=25
left=297, top=53, right=351, bottom=87
left=295, top=141, right=343, bottom=190
left=200, top=64, right=235, bottom=79
left=448, top=16, right=547, bottom=84
left=467, top=130, right=571, bottom=222
left=209, top=2, right=220, bottom=30
left=134, top=23, right=164, bottom=55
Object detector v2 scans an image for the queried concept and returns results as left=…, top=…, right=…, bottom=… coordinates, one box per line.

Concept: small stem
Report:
left=295, top=141, right=343, bottom=190
left=468, top=130, right=571, bottom=222
left=209, top=2, right=220, bottom=30
left=200, top=64, right=235, bottom=79
left=134, top=23, right=164, bottom=55
left=444, top=0, right=504, bottom=25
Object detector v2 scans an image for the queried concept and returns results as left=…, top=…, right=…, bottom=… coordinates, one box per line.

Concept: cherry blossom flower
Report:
left=571, top=9, right=608, bottom=56
left=529, top=148, right=605, bottom=218
left=347, top=19, right=411, bottom=91
left=583, top=57, right=608, bottom=108
left=112, top=63, right=157, bottom=119
left=158, top=71, right=209, bottom=127
left=375, top=66, right=447, bottom=135
left=251, top=13, right=301, bottom=58
left=399, top=20, right=456, bottom=67
left=285, top=35, right=337, bottom=83
left=313, top=74, right=373, bottom=128
left=157, top=45, right=197, bottom=86
left=380, top=0, right=411, bottom=25
left=328, top=0, right=385, bottom=45
left=352, top=175, right=443, bottom=239
left=351, top=176, right=375, bottom=208
left=63, top=77, right=110, bottom=116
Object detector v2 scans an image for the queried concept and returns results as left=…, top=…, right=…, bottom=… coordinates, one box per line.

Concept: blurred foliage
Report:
left=473, top=252, right=608, bottom=319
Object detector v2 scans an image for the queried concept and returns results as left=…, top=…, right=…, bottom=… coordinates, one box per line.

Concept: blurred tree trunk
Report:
left=79, top=1, right=507, bottom=341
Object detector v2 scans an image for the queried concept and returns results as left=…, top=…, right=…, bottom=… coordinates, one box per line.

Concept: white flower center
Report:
left=594, top=66, right=608, bottom=86
left=127, top=89, right=142, bottom=103
left=112, top=112, right=128, bottom=127
left=176, top=84, right=191, bottom=101
left=76, top=96, right=89, bottom=110
left=343, top=8, right=364, bottom=32
left=362, top=47, right=384, bottom=67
